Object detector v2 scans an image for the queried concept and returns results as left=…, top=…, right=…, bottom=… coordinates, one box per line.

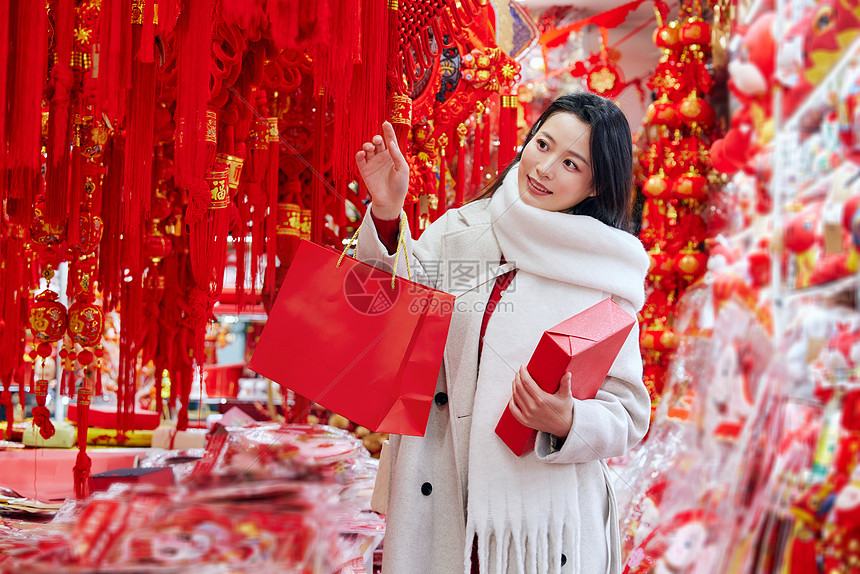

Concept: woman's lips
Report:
left=527, top=176, right=552, bottom=195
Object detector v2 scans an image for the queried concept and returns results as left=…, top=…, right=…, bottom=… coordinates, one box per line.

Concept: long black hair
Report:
left=472, top=92, right=634, bottom=232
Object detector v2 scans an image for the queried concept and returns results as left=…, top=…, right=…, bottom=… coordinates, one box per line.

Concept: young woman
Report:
left=355, top=92, right=651, bottom=574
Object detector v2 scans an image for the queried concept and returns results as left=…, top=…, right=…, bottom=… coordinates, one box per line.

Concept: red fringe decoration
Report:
left=96, top=0, right=131, bottom=124
left=117, top=274, right=142, bottom=433
left=4, top=0, right=47, bottom=227
left=0, top=0, right=9, bottom=192
left=45, top=0, right=76, bottom=225
left=174, top=0, right=213, bottom=199
left=333, top=0, right=388, bottom=199
left=471, top=114, right=483, bottom=187
left=157, top=0, right=180, bottom=37
left=122, top=24, right=158, bottom=278
left=264, top=115, right=278, bottom=301
left=437, top=145, right=448, bottom=216
left=0, top=389, right=11, bottom=440
left=140, top=0, right=155, bottom=64
left=67, top=145, right=83, bottom=247
left=311, top=94, right=327, bottom=245
left=499, top=94, right=518, bottom=170
left=0, top=227, right=27, bottom=439
left=175, top=349, right=193, bottom=431
left=73, top=386, right=92, bottom=499
left=482, top=110, right=492, bottom=177
left=32, top=406, right=55, bottom=440
left=99, top=137, right=124, bottom=312
left=32, top=378, right=55, bottom=440
left=456, top=136, right=466, bottom=207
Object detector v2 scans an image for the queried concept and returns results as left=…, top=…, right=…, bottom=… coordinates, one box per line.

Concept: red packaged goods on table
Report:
left=495, top=298, right=636, bottom=456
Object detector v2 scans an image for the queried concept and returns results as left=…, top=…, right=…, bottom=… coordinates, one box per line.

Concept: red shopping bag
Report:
left=249, top=239, right=455, bottom=436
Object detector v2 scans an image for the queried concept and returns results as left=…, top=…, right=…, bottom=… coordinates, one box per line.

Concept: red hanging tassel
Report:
left=140, top=0, right=155, bottom=64
left=122, top=23, right=158, bottom=278
left=73, top=385, right=92, bottom=499
left=174, top=0, right=213, bottom=199
left=471, top=108, right=483, bottom=187
left=499, top=93, right=518, bottom=170
left=45, top=0, right=75, bottom=225
left=0, top=0, right=10, bottom=190
left=311, top=93, right=327, bottom=246
left=99, top=136, right=124, bottom=312
left=482, top=105, right=491, bottom=178
left=4, top=0, right=47, bottom=226
left=95, top=0, right=131, bottom=125
left=0, top=226, right=27, bottom=439
left=117, top=274, right=142, bottom=433
left=456, top=123, right=466, bottom=207
left=32, top=378, right=55, bottom=440
left=437, top=134, right=448, bottom=216
left=264, top=113, right=279, bottom=301
left=189, top=166, right=230, bottom=365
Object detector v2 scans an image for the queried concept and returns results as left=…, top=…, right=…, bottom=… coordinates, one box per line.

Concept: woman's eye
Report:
left=536, top=139, right=547, bottom=149
left=564, top=159, right=578, bottom=170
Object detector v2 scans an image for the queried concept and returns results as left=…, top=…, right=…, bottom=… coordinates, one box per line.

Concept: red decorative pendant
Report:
left=29, top=290, right=68, bottom=343
left=67, top=299, right=104, bottom=347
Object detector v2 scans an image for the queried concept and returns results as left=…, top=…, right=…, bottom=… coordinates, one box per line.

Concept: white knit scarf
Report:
left=464, top=167, right=648, bottom=574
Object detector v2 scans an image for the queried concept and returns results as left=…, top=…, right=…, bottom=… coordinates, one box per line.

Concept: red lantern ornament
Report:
left=586, top=62, right=625, bottom=100
left=644, top=170, right=670, bottom=200
left=671, top=169, right=708, bottom=202
left=653, top=21, right=682, bottom=50
left=67, top=298, right=104, bottom=348
left=29, top=290, right=68, bottom=343
left=641, top=318, right=679, bottom=353
left=680, top=16, right=711, bottom=51
left=675, top=243, right=708, bottom=282
left=646, top=94, right=680, bottom=128
left=677, top=91, right=715, bottom=128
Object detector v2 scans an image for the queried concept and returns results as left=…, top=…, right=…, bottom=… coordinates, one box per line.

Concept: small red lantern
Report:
left=644, top=170, right=670, bottom=200
left=641, top=319, right=679, bottom=352
left=671, top=170, right=708, bottom=202
left=680, top=16, right=711, bottom=50
left=646, top=94, right=680, bottom=128
left=653, top=21, right=682, bottom=50
left=748, top=249, right=771, bottom=288
left=29, top=290, right=68, bottom=343
left=648, top=245, right=676, bottom=278
left=674, top=244, right=708, bottom=282
left=677, top=91, right=715, bottom=128
left=67, top=298, right=104, bottom=348
left=586, top=63, right=625, bottom=100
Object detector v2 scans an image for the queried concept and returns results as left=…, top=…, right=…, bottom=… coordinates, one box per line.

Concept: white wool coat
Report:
left=356, top=194, right=650, bottom=574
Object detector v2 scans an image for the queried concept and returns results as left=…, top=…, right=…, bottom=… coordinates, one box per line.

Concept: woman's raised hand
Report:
left=355, top=121, right=409, bottom=220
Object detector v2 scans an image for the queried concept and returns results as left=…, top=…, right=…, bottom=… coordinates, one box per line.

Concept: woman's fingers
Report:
left=382, top=122, right=408, bottom=171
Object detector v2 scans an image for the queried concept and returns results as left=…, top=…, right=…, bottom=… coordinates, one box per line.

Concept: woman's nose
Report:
left=536, top=159, right=555, bottom=179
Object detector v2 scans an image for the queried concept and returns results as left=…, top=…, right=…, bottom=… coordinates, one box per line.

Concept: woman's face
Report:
left=517, top=112, right=595, bottom=212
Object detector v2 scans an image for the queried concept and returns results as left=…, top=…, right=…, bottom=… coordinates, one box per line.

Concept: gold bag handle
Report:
left=337, top=212, right=413, bottom=289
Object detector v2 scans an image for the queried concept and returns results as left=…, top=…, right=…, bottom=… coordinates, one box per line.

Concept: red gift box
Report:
left=495, top=298, right=636, bottom=456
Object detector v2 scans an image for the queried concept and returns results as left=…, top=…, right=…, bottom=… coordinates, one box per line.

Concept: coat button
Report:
left=434, top=392, right=448, bottom=406
left=561, top=554, right=567, bottom=566
left=421, top=482, right=433, bottom=496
